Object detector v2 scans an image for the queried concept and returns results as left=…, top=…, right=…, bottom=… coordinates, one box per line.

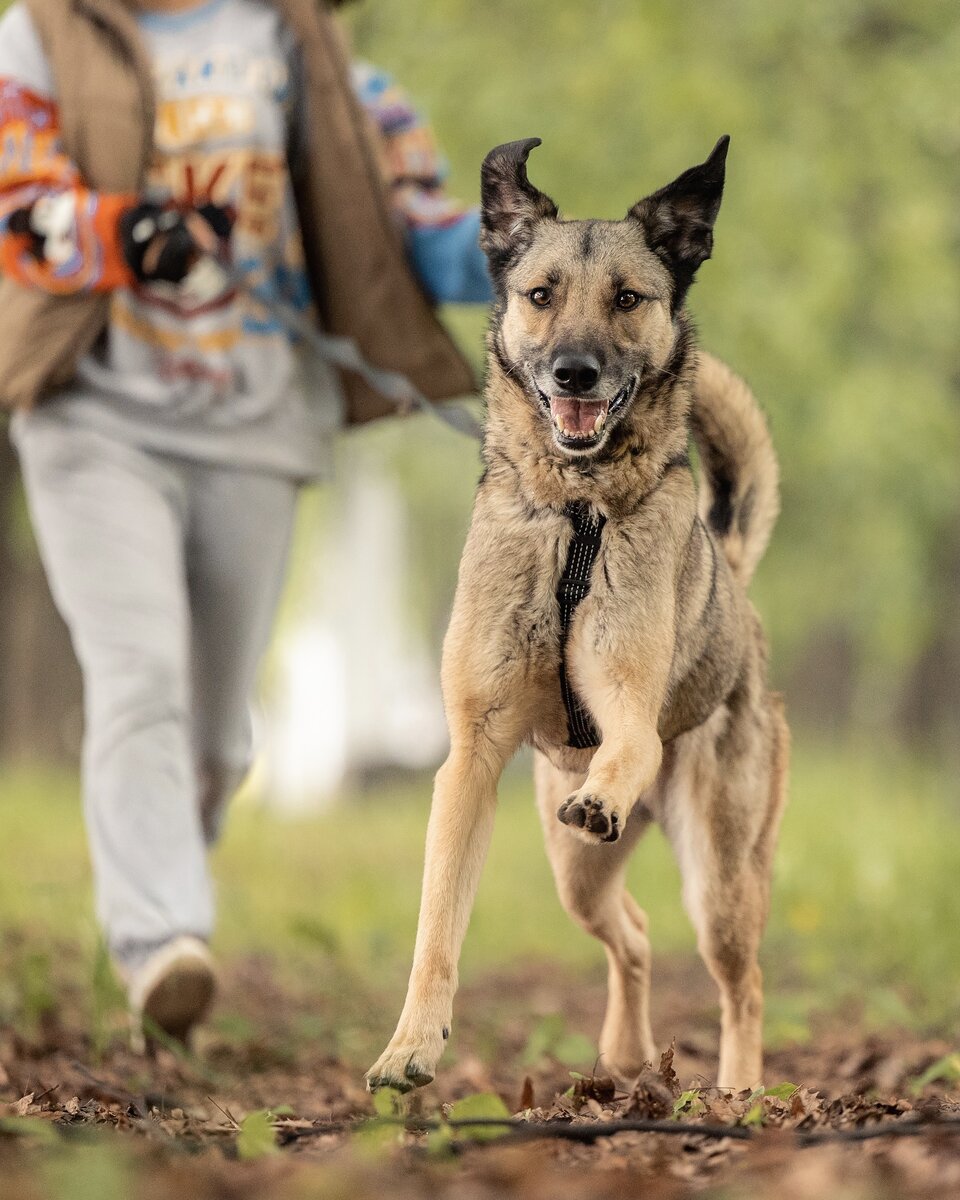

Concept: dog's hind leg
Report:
left=535, top=751, right=656, bottom=1080
left=662, top=693, right=788, bottom=1091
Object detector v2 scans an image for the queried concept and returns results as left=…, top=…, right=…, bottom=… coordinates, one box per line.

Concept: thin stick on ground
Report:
left=279, top=1114, right=960, bottom=1149
left=206, top=1096, right=241, bottom=1130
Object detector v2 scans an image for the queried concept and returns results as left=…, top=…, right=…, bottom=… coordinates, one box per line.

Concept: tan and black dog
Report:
left=367, top=136, right=789, bottom=1094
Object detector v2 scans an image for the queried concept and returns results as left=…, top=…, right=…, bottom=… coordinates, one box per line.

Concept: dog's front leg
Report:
left=558, top=662, right=666, bottom=845
left=366, top=720, right=514, bottom=1092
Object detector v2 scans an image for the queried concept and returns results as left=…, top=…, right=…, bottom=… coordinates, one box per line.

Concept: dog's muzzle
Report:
left=537, top=377, right=636, bottom=450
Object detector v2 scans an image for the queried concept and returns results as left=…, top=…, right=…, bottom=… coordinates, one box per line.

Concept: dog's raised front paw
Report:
left=557, top=792, right=621, bottom=843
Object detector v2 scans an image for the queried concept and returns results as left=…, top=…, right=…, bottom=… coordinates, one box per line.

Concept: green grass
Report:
left=1, top=736, right=958, bottom=1044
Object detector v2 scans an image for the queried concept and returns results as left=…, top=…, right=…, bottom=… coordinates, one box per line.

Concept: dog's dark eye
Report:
left=528, top=287, right=552, bottom=308
left=616, top=290, right=641, bottom=311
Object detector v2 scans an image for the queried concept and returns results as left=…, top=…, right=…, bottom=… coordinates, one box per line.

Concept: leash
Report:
left=233, top=270, right=602, bottom=747
left=230, top=267, right=483, bottom=441
left=557, top=501, right=605, bottom=749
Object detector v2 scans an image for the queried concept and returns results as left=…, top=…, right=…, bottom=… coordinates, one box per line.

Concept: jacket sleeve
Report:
left=0, top=4, right=135, bottom=294
left=351, top=61, right=492, bottom=306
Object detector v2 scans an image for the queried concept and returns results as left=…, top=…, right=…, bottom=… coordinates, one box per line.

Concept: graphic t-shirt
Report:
left=0, top=0, right=342, bottom=480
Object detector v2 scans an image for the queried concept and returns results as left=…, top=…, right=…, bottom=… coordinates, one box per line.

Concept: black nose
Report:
left=552, top=352, right=601, bottom=394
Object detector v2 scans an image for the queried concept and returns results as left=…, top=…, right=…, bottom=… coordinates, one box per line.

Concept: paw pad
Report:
left=557, top=794, right=621, bottom=841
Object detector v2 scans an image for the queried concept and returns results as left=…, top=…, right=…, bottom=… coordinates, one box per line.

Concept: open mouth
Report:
left=537, top=378, right=636, bottom=448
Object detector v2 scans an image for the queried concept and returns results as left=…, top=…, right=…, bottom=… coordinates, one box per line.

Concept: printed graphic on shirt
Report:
left=155, top=95, right=256, bottom=150
left=105, top=31, right=311, bottom=395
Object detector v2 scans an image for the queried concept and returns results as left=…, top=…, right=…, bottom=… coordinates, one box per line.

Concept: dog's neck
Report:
left=481, top=323, right=696, bottom=520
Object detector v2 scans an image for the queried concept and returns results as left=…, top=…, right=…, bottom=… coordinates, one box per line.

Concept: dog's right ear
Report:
left=480, top=138, right=558, bottom=273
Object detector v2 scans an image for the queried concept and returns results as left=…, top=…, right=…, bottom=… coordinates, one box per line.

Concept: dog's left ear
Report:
left=628, top=135, right=729, bottom=308
left=480, top=138, right=558, bottom=274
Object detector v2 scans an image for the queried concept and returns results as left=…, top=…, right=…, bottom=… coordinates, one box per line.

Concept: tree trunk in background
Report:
left=0, top=435, right=18, bottom=753
left=0, top=431, right=82, bottom=765
left=897, top=521, right=960, bottom=759
left=781, top=623, right=858, bottom=734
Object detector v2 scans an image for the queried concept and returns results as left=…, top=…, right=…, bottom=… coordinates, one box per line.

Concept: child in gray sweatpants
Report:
left=0, top=0, right=489, bottom=1041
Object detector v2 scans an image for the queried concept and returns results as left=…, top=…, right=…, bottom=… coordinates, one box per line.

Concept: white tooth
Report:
left=594, top=412, right=606, bottom=433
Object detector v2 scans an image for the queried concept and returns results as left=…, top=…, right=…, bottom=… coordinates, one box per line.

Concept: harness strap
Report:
left=557, top=501, right=606, bottom=749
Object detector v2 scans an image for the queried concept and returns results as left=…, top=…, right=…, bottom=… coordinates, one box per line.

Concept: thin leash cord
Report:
left=227, top=266, right=483, bottom=441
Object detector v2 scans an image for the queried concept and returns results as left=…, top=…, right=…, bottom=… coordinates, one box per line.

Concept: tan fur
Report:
left=367, top=140, right=789, bottom=1095
left=692, top=351, right=780, bottom=585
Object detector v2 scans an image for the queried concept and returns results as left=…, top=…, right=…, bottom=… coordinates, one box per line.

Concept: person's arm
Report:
left=0, top=3, right=221, bottom=298
left=352, top=61, right=492, bottom=306
left=0, top=5, right=137, bottom=294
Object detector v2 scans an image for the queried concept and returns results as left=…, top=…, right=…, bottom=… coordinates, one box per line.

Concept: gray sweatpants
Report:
left=15, top=418, right=297, bottom=969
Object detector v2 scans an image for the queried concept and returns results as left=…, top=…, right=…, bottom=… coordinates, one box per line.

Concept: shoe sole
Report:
left=141, top=955, right=216, bottom=1045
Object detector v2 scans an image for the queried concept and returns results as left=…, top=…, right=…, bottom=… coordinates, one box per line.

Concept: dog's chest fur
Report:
left=447, top=467, right=746, bottom=769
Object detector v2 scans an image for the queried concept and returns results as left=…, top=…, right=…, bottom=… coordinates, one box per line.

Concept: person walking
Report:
left=0, top=0, right=489, bottom=1045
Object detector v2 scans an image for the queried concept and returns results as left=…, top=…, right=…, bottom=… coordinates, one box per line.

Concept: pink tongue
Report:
left=550, top=397, right=603, bottom=435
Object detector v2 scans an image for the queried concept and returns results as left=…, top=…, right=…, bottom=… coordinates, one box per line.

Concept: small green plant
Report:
left=673, top=1089, right=706, bottom=1118
left=447, top=1092, right=511, bottom=1140
left=909, top=1053, right=960, bottom=1096
left=427, top=1093, right=512, bottom=1157
left=354, top=1088, right=408, bottom=1158
left=236, top=1109, right=280, bottom=1161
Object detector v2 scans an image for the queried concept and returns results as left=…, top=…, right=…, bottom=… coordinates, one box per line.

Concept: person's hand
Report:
left=8, top=192, right=80, bottom=267
left=119, top=201, right=234, bottom=301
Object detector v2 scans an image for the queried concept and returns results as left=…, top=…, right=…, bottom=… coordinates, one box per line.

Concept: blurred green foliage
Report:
left=341, top=0, right=960, bottom=734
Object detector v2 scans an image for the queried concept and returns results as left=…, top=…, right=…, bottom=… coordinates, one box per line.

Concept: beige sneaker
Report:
left=126, top=936, right=216, bottom=1052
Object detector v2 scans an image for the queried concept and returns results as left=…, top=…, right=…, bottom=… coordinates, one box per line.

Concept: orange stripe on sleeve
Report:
left=0, top=77, right=137, bottom=293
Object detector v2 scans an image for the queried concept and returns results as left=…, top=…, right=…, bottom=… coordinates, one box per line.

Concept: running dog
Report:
left=367, top=135, right=789, bottom=1093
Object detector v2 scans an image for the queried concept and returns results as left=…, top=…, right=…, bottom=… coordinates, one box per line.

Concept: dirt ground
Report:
left=2, top=952, right=959, bottom=1198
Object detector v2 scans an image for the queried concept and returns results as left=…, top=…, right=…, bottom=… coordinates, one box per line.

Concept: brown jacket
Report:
left=0, top=0, right=475, bottom=421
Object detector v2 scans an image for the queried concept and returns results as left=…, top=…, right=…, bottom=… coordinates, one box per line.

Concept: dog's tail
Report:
left=691, top=351, right=779, bottom=587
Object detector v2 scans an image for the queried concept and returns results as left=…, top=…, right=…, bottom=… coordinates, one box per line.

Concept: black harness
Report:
left=557, top=502, right=607, bottom=749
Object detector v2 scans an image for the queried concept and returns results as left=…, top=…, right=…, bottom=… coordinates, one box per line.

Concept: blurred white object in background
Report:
left=263, top=445, right=447, bottom=812
left=265, top=625, right=347, bottom=812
